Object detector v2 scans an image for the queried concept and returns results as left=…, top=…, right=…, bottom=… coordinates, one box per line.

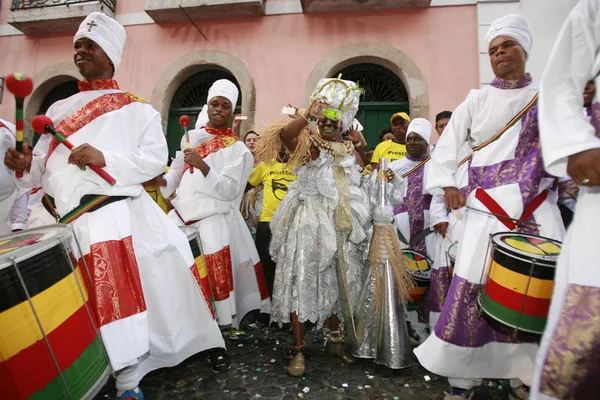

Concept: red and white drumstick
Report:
left=179, top=115, right=193, bottom=174
left=32, top=115, right=117, bottom=186
left=5, top=73, right=34, bottom=179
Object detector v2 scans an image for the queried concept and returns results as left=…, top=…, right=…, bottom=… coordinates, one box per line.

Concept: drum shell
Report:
left=179, top=227, right=214, bottom=314
left=403, top=249, right=432, bottom=310
left=478, top=232, right=560, bottom=335
left=0, top=225, right=109, bottom=399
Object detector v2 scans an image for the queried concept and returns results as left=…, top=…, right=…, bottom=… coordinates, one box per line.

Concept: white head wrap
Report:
left=407, top=118, right=432, bottom=144
left=485, top=14, right=532, bottom=55
left=207, top=79, right=239, bottom=110
left=74, top=12, right=126, bottom=72
left=195, top=105, right=209, bottom=129
left=310, top=78, right=362, bottom=132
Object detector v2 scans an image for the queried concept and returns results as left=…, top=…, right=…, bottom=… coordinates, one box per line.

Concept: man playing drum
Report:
left=3, top=12, right=224, bottom=400
left=414, top=14, right=565, bottom=400
left=533, top=0, right=600, bottom=398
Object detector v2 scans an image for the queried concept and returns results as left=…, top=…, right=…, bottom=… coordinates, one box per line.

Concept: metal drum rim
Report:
left=477, top=292, right=543, bottom=335
left=403, top=248, right=433, bottom=280
left=0, top=224, right=72, bottom=270
left=490, top=232, right=561, bottom=265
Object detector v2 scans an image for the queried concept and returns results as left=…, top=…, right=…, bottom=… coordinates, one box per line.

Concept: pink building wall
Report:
left=0, top=0, right=478, bottom=144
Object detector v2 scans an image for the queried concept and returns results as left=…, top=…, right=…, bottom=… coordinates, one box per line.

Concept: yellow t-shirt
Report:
left=145, top=167, right=170, bottom=214
left=248, top=161, right=296, bottom=222
left=371, top=140, right=407, bottom=164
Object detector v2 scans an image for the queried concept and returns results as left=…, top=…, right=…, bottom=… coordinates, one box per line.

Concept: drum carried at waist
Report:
left=403, top=249, right=432, bottom=310
left=0, top=225, right=109, bottom=399
left=478, top=232, right=562, bottom=335
left=179, top=226, right=215, bottom=313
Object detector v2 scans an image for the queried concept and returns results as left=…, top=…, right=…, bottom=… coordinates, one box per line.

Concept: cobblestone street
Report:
left=95, top=327, right=507, bottom=400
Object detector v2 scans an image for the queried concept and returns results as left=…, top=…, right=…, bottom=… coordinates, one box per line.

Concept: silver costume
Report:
left=269, top=151, right=370, bottom=329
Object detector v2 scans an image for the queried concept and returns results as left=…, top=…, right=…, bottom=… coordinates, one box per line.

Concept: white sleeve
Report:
left=539, top=0, right=600, bottom=177
left=198, top=147, right=253, bottom=202
left=425, top=92, right=475, bottom=195
left=429, top=194, right=449, bottom=228
left=160, top=151, right=184, bottom=198
left=10, top=189, right=30, bottom=231
left=102, top=113, right=168, bottom=187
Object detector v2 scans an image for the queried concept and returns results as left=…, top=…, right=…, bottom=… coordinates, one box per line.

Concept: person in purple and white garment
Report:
left=387, top=118, right=435, bottom=344
left=533, top=0, right=600, bottom=398
left=4, top=13, right=224, bottom=400
left=414, top=14, right=565, bottom=400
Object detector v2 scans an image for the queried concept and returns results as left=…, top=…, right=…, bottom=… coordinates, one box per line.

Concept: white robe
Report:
left=162, top=127, right=270, bottom=328
left=414, top=80, right=564, bottom=385
left=0, top=120, right=19, bottom=235
left=18, top=87, right=224, bottom=379
left=533, top=1, right=600, bottom=398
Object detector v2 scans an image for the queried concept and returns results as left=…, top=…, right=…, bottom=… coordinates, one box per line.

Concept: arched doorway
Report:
left=33, top=80, right=79, bottom=146
left=332, top=63, right=409, bottom=148
left=167, top=69, right=242, bottom=156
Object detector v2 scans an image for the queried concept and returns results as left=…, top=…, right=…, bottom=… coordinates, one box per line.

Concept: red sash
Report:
left=474, top=188, right=548, bottom=230
left=183, top=131, right=240, bottom=174
left=46, top=92, right=145, bottom=161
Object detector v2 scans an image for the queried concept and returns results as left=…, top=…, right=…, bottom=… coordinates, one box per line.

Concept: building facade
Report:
left=0, top=0, right=580, bottom=153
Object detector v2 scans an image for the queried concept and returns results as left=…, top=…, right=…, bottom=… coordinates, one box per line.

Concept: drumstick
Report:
left=179, top=115, right=193, bottom=174
left=5, top=73, right=34, bottom=179
left=465, top=206, right=540, bottom=228
left=31, top=115, right=117, bottom=186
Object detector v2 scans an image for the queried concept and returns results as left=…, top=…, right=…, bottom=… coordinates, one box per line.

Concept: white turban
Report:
left=207, top=79, right=239, bottom=110
left=195, top=105, right=209, bottom=129
left=485, top=14, right=532, bottom=55
left=310, top=78, right=362, bottom=132
left=74, top=12, right=126, bottom=72
left=407, top=118, right=432, bottom=144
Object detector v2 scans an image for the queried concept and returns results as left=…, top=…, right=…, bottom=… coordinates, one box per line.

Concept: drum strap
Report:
left=42, top=194, right=129, bottom=224
left=474, top=188, right=549, bottom=230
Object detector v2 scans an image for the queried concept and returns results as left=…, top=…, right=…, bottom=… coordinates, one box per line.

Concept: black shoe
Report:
left=209, top=348, right=231, bottom=373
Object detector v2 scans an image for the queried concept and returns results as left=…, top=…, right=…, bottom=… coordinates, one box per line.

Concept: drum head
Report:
left=0, top=224, right=71, bottom=268
left=491, top=232, right=562, bottom=265
left=403, top=249, right=432, bottom=280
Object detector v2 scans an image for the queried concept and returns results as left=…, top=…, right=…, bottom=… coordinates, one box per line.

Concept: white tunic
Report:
left=163, top=128, right=269, bottom=328
left=18, top=86, right=224, bottom=378
left=533, top=1, right=600, bottom=398
left=0, top=120, right=18, bottom=235
left=414, top=80, right=564, bottom=385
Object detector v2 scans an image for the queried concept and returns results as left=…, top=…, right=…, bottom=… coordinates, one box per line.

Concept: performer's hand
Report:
left=347, top=129, right=363, bottom=147
left=444, top=187, right=466, bottom=209
left=288, top=104, right=299, bottom=119
left=143, top=175, right=167, bottom=188
left=307, top=98, right=328, bottom=120
left=383, top=168, right=396, bottom=182
left=232, top=116, right=242, bottom=137
left=4, top=145, right=32, bottom=173
left=567, top=148, right=600, bottom=186
left=183, top=148, right=203, bottom=168
left=434, top=222, right=449, bottom=238
left=68, top=144, right=106, bottom=170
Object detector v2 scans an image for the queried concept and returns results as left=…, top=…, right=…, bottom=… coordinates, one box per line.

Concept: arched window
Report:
left=167, top=69, right=241, bottom=156
left=333, top=63, right=408, bottom=148
left=33, top=80, right=79, bottom=145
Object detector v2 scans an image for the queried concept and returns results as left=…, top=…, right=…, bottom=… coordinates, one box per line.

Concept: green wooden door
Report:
left=354, top=102, right=409, bottom=150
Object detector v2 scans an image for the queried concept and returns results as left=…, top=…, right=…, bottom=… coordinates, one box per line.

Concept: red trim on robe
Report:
left=78, top=236, right=147, bottom=327
left=203, top=246, right=234, bottom=302
left=46, top=92, right=144, bottom=161
left=253, top=262, right=270, bottom=300
left=183, top=133, right=240, bottom=174
left=189, top=265, right=216, bottom=319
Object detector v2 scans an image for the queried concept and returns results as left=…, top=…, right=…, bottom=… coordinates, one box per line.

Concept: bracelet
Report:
left=353, top=141, right=363, bottom=149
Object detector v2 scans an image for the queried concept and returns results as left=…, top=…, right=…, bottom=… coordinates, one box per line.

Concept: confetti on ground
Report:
left=424, top=375, right=431, bottom=382
left=368, top=375, right=375, bottom=379
left=302, top=387, right=310, bottom=393
left=342, top=383, right=348, bottom=388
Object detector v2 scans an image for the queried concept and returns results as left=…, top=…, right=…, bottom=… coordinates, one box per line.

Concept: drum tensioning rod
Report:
left=66, top=225, right=113, bottom=371
left=515, top=259, right=538, bottom=337
left=465, top=206, right=541, bottom=228
left=9, top=255, right=73, bottom=400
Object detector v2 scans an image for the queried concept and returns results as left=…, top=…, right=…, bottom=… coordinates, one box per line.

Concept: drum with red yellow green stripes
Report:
left=478, top=232, right=562, bottom=334
left=403, top=249, right=432, bottom=310
left=0, top=225, right=109, bottom=399
left=180, top=226, right=216, bottom=317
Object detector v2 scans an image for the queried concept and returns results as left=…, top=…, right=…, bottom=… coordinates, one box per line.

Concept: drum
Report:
left=478, top=232, right=562, bottom=334
left=180, top=226, right=214, bottom=313
left=403, top=249, right=432, bottom=310
left=0, top=225, right=109, bottom=399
